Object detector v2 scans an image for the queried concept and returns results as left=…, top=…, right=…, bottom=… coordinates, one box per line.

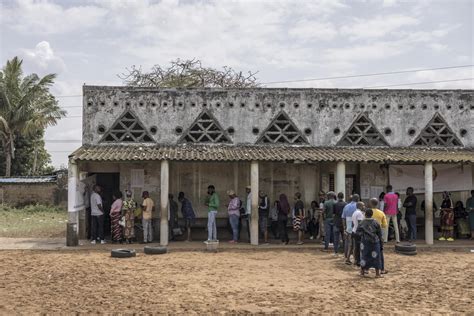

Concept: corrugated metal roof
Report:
left=0, top=176, right=57, bottom=184
left=69, top=145, right=474, bottom=163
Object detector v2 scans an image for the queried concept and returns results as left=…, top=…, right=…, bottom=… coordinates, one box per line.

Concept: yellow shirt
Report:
left=372, top=208, right=388, bottom=228
left=142, top=198, right=154, bottom=220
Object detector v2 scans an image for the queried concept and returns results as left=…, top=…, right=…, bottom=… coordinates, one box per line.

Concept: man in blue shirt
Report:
left=341, top=194, right=359, bottom=265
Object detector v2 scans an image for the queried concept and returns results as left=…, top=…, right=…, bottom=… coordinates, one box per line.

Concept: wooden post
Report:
left=250, top=161, right=259, bottom=245
left=67, top=159, right=79, bottom=246
left=160, top=160, right=169, bottom=246
left=424, top=162, right=434, bottom=245
left=335, top=161, right=346, bottom=197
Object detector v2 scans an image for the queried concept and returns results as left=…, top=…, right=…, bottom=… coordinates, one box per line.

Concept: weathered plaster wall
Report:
left=82, top=86, right=474, bottom=147
left=0, top=183, right=58, bottom=207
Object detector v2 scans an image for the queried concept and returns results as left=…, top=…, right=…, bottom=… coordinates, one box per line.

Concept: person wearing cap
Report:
left=227, top=190, right=240, bottom=243
left=122, top=190, right=137, bottom=244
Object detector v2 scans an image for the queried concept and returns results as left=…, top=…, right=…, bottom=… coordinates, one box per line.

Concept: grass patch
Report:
left=0, top=204, right=67, bottom=238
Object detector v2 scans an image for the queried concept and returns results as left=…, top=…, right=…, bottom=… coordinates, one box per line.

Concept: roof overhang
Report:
left=69, top=145, right=474, bottom=164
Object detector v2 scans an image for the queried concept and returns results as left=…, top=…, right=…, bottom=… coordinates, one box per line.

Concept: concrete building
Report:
left=68, top=86, right=474, bottom=245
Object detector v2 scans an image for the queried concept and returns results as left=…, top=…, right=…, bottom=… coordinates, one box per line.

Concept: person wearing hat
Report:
left=122, top=190, right=137, bottom=244
left=227, top=190, right=241, bottom=243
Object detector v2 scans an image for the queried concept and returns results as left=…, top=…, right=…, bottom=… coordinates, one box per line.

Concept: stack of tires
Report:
left=395, top=243, right=417, bottom=256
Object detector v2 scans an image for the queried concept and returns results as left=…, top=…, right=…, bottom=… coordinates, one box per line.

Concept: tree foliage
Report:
left=0, top=57, right=65, bottom=176
left=118, top=58, right=259, bottom=88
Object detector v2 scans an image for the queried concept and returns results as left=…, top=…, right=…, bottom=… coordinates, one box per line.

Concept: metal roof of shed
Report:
left=0, top=176, right=57, bottom=184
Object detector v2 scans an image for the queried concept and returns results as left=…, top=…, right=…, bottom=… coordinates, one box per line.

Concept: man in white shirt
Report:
left=90, top=185, right=105, bottom=244
left=351, top=201, right=365, bottom=266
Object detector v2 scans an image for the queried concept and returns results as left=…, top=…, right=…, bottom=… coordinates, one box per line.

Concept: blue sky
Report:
left=1, top=0, right=473, bottom=167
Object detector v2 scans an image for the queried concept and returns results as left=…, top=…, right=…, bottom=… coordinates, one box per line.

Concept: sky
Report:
left=0, top=0, right=473, bottom=168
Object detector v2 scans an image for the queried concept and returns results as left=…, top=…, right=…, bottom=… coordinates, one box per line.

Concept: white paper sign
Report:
left=131, top=169, right=145, bottom=188
left=389, top=164, right=472, bottom=194
left=361, top=186, right=371, bottom=199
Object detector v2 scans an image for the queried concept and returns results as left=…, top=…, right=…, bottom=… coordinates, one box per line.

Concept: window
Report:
left=412, top=113, right=463, bottom=147
left=179, top=110, right=231, bottom=143
left=256, top=111, right=307, bottom=144
left=101, top=111, right=154, bottom=143
left=337, top=114, right=388, bottom=146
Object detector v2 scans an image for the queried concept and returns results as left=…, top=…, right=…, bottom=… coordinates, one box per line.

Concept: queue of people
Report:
left=89, top=183, right=474, bottom=247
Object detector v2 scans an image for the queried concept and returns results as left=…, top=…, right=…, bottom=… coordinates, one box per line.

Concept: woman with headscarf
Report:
left=356, top=208, right=383, bottom=278
left=122, top=190, right=136, bottom=244
left=439, top=191, right=455, bottom=241
left=110, top=191, right=123, bottom=243
left=278, top=194, right=290, bottom=245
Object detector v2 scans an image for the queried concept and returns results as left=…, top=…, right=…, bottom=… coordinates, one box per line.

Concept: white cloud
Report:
left=2, top=0, right=107, bottom=35
left=340, top=14, right=420, bottom=40
left=21, top=41, right=66, bottom=74
left=288, top=20, right=338, bottom=41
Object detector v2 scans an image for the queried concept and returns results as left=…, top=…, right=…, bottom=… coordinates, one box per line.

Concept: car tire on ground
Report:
left=111, top=249, right=136, bottom=258
left=395, top=249, right=417, bottom=256
left=144, top=246, right=167, bottom=255
left=395, top=243, right=417, bottom=253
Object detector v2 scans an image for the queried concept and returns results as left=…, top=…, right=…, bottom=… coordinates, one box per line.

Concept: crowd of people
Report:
left=88, top=184, right=474, bottom=252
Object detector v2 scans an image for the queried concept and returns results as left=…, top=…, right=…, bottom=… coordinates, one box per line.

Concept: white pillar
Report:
left=67, top=159, right=79, bottom=246
left=250, top=161, right=259, bottom=245
left=424, top=162, right=434, bottom=245
left=160, top=160, right=169, bottom=246
left=335, top=161, right=346, bottom=197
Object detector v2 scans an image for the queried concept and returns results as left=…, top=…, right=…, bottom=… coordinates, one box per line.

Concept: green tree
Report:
left=119, top=58, right=259, bottom=88
left=0, top=57, right=66, bottom=176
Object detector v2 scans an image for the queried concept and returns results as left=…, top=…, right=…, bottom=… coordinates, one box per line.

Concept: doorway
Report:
left=90, top=173, right=120, bottom=238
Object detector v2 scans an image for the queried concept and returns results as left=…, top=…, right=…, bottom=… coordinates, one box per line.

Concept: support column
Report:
left=424, top=162, right=434, bottom=245
left=160, top=160, right=169, bottom=246
left=67, top=159, right=79, bottom=246
left=250, top=161, right=259, bottom=246
left=335, top=161, right=346, bottom=196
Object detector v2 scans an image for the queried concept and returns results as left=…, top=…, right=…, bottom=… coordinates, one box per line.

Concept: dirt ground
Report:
left=0, top=249, right=473, bottom=314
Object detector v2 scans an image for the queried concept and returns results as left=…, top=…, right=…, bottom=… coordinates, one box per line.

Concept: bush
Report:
left=0, top=204, right=66, bottom=214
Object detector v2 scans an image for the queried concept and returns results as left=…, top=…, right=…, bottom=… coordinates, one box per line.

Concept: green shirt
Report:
left=208, top=193, right=220, bottom=212
left=323, top=199, right=336, bottom=221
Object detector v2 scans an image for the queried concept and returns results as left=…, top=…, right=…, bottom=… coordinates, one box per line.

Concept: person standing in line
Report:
left=378, top=192, right=385, bottom=213
left=333, top=192, right=347, bottom=255
left=141, top=191, right=154, bottom=243
left=278, top=194, right=290, bottom=244
left=90, top=185, right=106, bottom=245
left=178, top=192, right=196, bottom=242
left=356, top=208, right=383, bottom=278
left=168, top=194, right=179, bottom=241
left=269, top=200, right=280, bottom=239
left=205, top=185, right=219, bottom=243
left=323, top=191, right=336, bottom=253
left=341, top=194, right=359, bottom=264
left=258, top=191, right=270, bottom=244
left=403, top=187, right=418, bottom=242
left=383, top=185, right=400, bottom=243
left=293, top=192, right=305, bottom=245
left=307, top=201, right=318, bottom=240
left=227, top=190, right=240, bottom=243
left=122, top=190, right=136, bottom=244
left=439, top=191, right=455, bottom=241
left=351, top=201, right=365, bottom=267
left=369, top=198, right=388, bottom=274
left=110, top=191, right=123, bottom=243
left=242, top=185, right=252, bottom=242
left=317, top=191, right=326, bottom=240
left=465, top=190, right=474, bottom=240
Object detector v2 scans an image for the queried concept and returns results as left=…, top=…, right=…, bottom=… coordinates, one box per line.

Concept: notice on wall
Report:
left=360, top=186, right=371, bottom=199
left=131, top=169, right=145, bottom=188
left=370, top=186, right=384, bottom=199
left=389, top=164, right=472, bottom=194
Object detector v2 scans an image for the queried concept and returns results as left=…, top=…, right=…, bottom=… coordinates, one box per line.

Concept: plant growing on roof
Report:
left=118, top=58, right=259, bottom=88
left=0, top=57, right=66, bottom=176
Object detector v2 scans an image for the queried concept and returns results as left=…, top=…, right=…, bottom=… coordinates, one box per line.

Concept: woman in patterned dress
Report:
left=356, top=208, right=383, bottom=278
left=439, top=191, right=455, bottom=241
left=122, top=190, right=137, bottom=244
left=110, top=191, right=123, bottom=243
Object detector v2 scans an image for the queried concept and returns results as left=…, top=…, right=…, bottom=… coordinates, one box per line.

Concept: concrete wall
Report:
left=82, top=86, right=474, bottom=147
left=0, top=183, right=60, bottom=207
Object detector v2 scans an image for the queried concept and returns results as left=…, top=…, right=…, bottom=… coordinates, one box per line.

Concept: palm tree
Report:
left=0, top=57, right=66, bottom=176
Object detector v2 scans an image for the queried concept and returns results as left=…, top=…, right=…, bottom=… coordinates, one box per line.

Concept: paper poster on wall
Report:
left=370, top=186, right=384, bottom=199
left=389, top=164, right=472, bottom=194
left=361, top=186, right=371, bottom=199
left=131, top=169, right=145, bottom=188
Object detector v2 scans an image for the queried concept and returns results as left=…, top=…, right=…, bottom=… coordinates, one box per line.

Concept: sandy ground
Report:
left=0, top=250, right=473, bottom=314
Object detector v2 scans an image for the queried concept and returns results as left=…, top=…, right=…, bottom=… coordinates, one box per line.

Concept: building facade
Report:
left=68, top=86, right=474, bottom=245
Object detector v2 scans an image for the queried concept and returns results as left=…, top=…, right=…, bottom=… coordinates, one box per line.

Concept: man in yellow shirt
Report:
left=369, top=198, right=388, bottom=274
left=142, top=191, right=155, bottom=243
